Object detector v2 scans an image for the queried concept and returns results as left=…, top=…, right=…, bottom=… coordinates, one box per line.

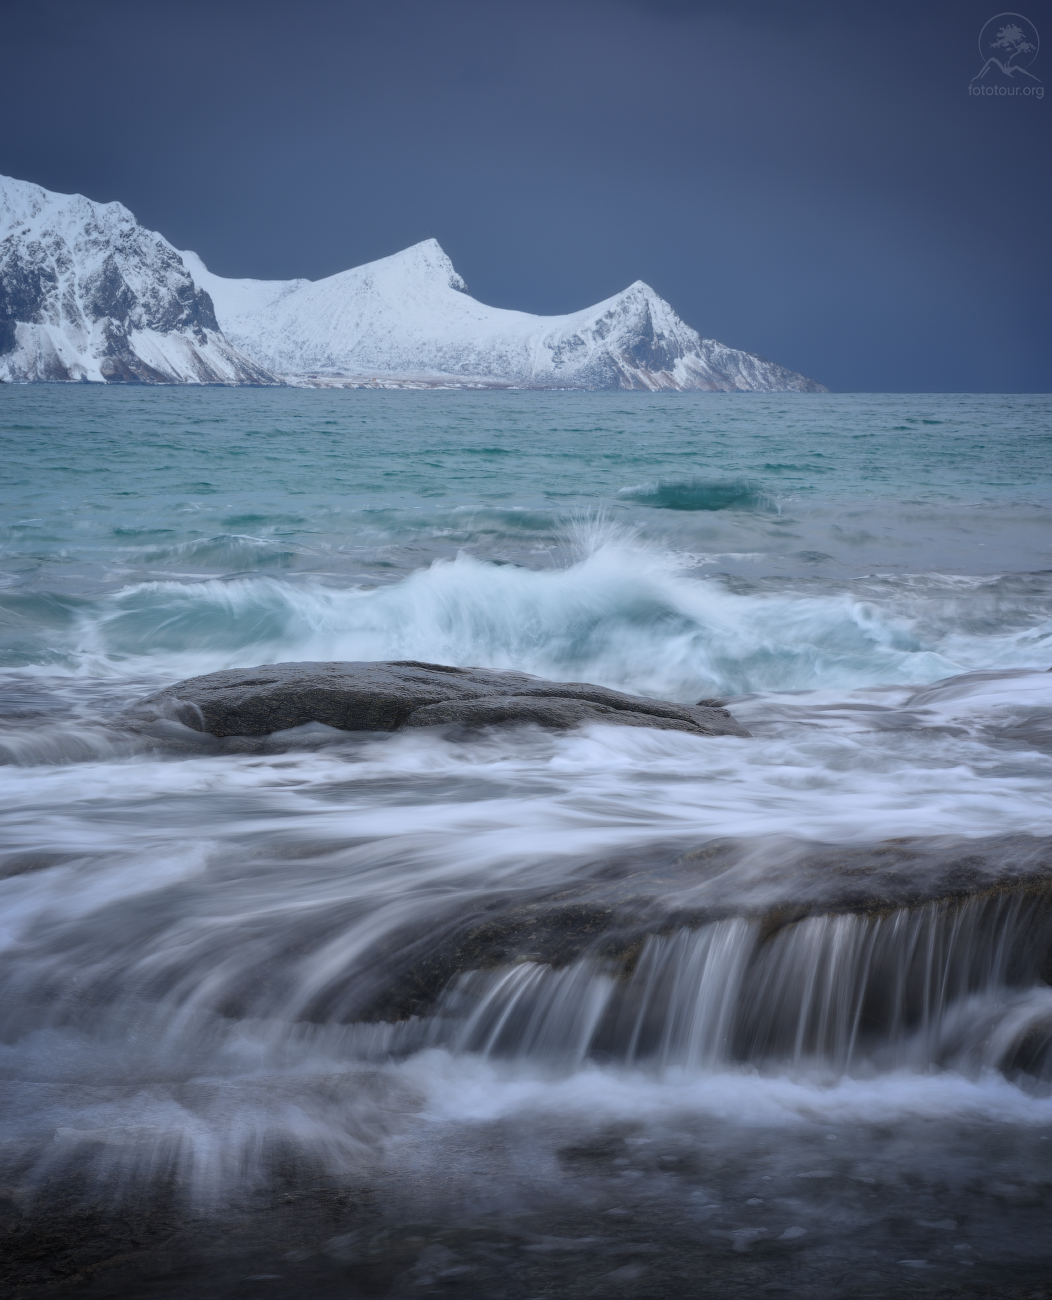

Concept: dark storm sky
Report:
left=2, top=0, right=1050, bottom=391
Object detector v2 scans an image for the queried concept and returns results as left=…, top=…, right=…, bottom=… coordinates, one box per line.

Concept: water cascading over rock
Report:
left=421, top=890, right=1052, bottom=1085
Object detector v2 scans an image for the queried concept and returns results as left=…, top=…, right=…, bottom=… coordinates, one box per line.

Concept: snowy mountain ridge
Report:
left=0, top=176, right=275, bottom=384
left=0, top=174, right=826, bottom=392
left=185, top=239, right=826, bottom=392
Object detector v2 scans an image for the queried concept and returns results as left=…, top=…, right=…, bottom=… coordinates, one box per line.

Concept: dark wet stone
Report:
left=131, top=660, right=749, bottom=739
left=403, top=695, right=727, bottom=735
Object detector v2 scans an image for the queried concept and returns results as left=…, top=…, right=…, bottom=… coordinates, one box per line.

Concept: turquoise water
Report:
left=2, top=389, right=1051, bottom=691
left=2, top=388, right=1052, bottom=1296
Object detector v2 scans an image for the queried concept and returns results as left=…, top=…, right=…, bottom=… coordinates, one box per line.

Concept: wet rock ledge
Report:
left=132, top=660, right=749, bottom=739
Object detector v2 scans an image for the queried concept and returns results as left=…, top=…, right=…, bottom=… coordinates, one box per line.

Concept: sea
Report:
left=1, top=386, right=1051, bottom=1298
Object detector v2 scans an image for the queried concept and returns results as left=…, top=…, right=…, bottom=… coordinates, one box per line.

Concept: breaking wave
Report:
left=3, top=534, right=1049, bottom=694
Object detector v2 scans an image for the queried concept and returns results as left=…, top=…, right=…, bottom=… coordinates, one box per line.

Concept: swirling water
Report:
left=1, top=387, right=1052, bottom=1297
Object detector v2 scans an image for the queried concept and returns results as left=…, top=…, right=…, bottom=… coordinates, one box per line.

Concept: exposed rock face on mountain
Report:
left=132, top=660, right=749, bottom=738
left=185, top=241, right=828, bottom=392
left=0, top=176, right=277, bottom=384
left=1, top=172, right=826, bottom=391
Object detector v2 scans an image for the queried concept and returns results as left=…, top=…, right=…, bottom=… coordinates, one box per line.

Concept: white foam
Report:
left=9, top=535, right=1050, bottom=692
left=397, top=1050, right=1052, bottom=1129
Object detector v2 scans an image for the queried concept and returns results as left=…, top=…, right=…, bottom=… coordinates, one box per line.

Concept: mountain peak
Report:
left=359, top=238, right=467, bottom=293
left=0, top=173, right=137, bottom=240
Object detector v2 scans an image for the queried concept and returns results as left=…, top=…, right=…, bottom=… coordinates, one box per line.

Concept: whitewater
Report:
left=1, top=387, right=1051, bottom=1298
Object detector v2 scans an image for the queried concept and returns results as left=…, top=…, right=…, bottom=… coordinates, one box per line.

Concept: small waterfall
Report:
left=426, top=892, right=1052, bottom=1082
left=442, top=962, right=619, bottom=1065
left=594, top=920, right=753, bottom=1070
left=737, top=891, right=1047, bottom=1070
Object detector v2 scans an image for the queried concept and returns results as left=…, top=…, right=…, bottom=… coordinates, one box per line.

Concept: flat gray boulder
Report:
left=132, top=660, right=748, bottom=739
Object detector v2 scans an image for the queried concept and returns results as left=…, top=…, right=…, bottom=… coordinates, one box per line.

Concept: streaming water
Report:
left=1, top=387, right=1051, bottom=1296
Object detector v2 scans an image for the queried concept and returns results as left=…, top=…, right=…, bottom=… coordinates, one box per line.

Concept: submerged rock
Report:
left=344, top=834, right=1052, bottom=1024
left=131, top=660, right=749, bottom=739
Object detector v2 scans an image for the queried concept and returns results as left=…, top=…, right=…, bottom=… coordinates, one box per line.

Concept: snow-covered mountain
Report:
left=0, top=176, right=276, bottom=384
left=184, top=241, right=826, bottom=392
left=1, top=174, right=826, bottom=391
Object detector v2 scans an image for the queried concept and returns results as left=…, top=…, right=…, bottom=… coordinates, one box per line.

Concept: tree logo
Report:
left=972, top=12, right=1041, bottom=82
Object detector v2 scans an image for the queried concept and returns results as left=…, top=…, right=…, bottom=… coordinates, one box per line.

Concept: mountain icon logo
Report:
left=972, top=12, right=1041, bottom=82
